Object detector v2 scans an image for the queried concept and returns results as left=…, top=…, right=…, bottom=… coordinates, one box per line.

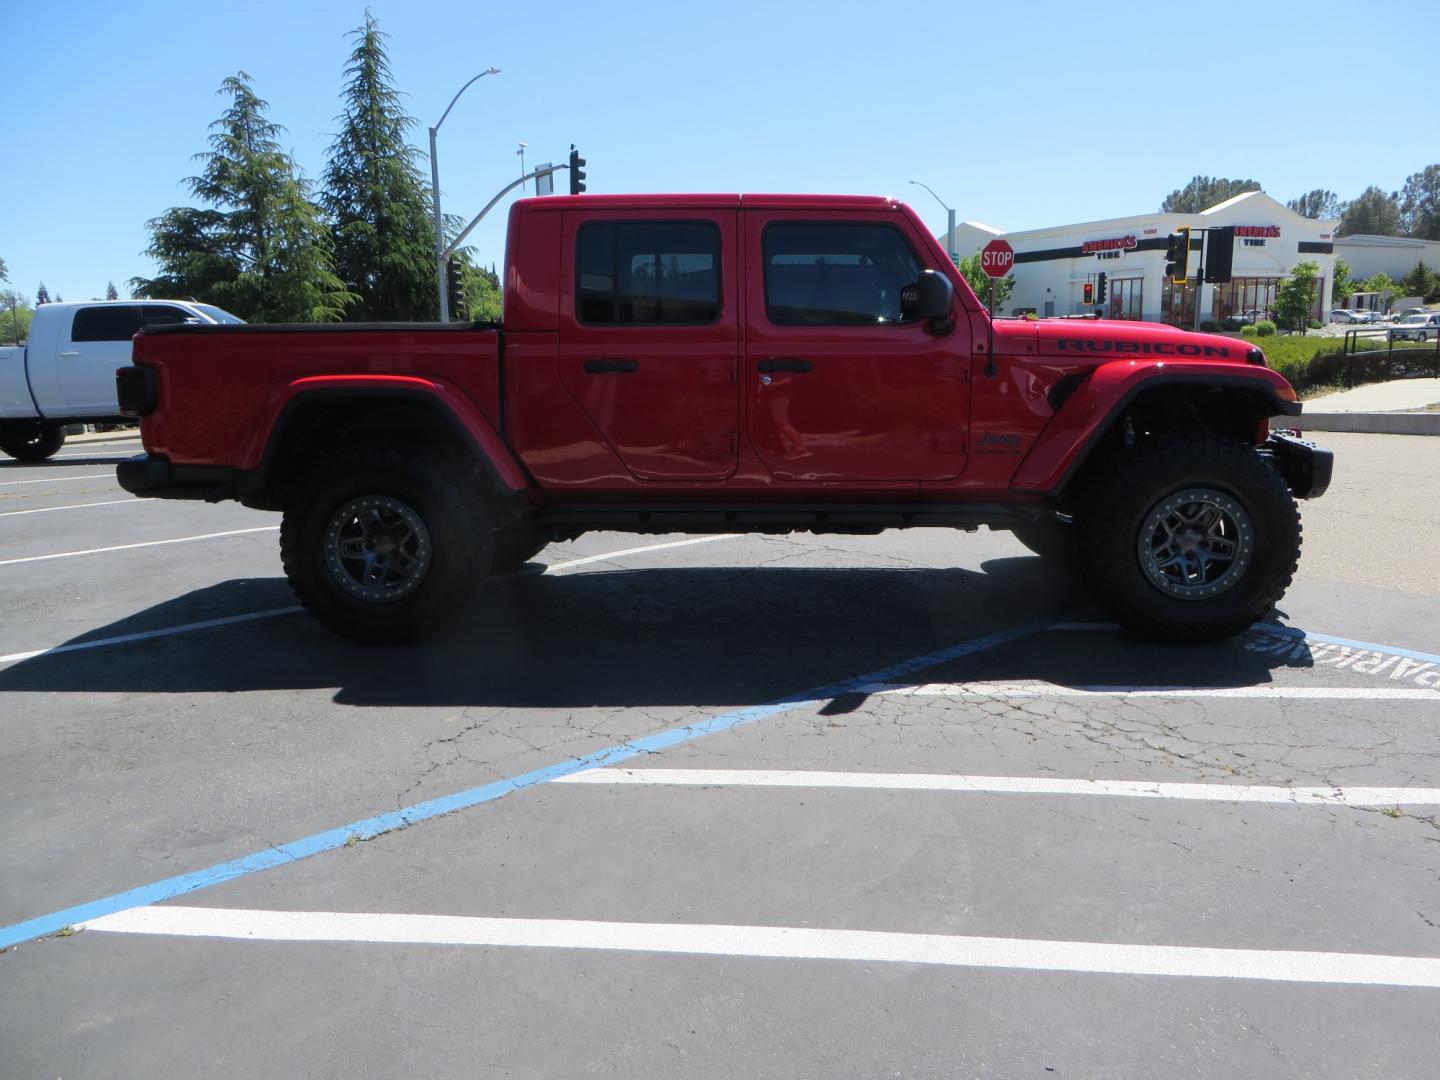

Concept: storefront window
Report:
left=1210, top=276, right=1326, bottom=324
left=1161, top=277, right=1197, bottom=327
left=1107, top=277, right=1143, bottom=320
left=1213, top=277, right=1279, bottom=323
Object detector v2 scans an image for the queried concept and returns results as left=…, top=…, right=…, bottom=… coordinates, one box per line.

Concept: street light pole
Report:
left=909, top=179, right=957, bottom=265
left=430, top=67, right=500, bottom=322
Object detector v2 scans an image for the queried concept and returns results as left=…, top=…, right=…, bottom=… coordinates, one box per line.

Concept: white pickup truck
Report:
left=0, top=299, right=243, bottom=461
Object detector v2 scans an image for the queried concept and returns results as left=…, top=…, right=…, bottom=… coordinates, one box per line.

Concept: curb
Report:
left=1277, top=413, right=1440, bottom=436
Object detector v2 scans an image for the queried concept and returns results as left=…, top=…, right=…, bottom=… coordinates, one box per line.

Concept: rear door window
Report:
left=70, top=305, right=143, bottom=342
left=576, top=221, right=721, bottom=324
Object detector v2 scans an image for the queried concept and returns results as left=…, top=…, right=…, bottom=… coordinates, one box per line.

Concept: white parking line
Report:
left=544, top=534, right=740, bottom=573
left=0, top=473, right=114, bottom=488
left=0, top=535, right=744, bottom=666
left=0, top=498, right=153, bottom=518
left=79, top=906, right=1440, bottom=989
left=0, top=607, right=304, bottom=666
left=866, top=681, right=1440, bottom=701
left=554, top=769, right=1440, bottom=805
left=0, top=526, right=279, bottom=567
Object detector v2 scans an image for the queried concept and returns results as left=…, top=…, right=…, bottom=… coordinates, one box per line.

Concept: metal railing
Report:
left=1341, top=327, right=1440, bottom=382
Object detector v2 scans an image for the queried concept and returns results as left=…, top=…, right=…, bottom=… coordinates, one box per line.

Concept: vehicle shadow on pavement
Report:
left=0, top=558, right=1300, bottom=707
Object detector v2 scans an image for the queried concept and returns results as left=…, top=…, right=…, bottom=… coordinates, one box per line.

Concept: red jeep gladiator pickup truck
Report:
left=116, top=194, right=1331, bottom=644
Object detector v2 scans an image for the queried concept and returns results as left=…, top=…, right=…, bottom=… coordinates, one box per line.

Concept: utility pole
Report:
left=428, top=67, right=500, bottom=322
left=909, top=180, right=958, bottom=265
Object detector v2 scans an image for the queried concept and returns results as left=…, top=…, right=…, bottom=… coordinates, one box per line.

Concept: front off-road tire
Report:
left=280, top=448, right=489, bottom=644
left=0, top=421, right=66, bottom=462
left=1075, top=436, right=1301, bottom=643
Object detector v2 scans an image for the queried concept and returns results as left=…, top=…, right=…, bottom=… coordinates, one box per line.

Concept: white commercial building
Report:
left=1332, top=234, right=1440, bottom=282
left=947, top=191, right=1338, bottom=327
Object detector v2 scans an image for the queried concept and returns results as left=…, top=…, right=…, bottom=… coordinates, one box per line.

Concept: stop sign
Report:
left=980, top=239, right=1014, bottom=278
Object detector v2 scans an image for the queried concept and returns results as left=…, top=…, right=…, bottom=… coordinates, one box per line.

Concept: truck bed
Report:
left=134, top=322, right=503, bottom=470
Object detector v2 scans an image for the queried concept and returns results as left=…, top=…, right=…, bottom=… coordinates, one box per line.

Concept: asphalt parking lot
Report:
left=2, top=431, right=1438, bottom=1079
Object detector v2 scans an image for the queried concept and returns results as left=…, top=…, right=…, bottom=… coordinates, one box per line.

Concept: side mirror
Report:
left=901, top=269, right=955, bottom=333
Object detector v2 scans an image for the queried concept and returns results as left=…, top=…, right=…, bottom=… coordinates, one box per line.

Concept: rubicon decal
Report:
left=1056, top=339, right=1232, bottom=358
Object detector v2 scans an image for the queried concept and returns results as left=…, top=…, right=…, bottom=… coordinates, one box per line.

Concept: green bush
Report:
left=1239, top=324, right=1259, bottom=339
left=1200, top=319, right=1221, bottom=332
left=1254, top=320, right=1277, bottom=337
left=1307, top=319, right=1323, bottom=330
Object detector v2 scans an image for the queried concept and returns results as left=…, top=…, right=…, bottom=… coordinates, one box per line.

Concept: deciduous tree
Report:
left=321, top=13, right=438, bottom=321
left=1331, top=258, right=1355, bottom=305
left=131, top=72, right=352, bottom=322
left=1274, top=260, right=1319, bottom=332
left=957, top=250, right=1014, bottom=313
left=1286, top=189, right=1341, bottom=220
left=1399, top=164, right=1440, bottom=241
left=1401, top=262, right=1440, bottom=303
left=1361, top=272, right=1402, bottom=312
left=1, top=290, right=32, bottom=344
left=1336, top=187, right=1402, bottom=237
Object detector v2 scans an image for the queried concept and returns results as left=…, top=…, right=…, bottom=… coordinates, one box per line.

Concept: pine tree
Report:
left=105, top=281, right=119, bottom=300
left=321, top=13, right=438, bottom=321
left=131, top=72, right=352, bottom=321
left=1337, top=187, right=1402, bottom=237
left=1160, top=177, right=1261, bottom=214
left=36, top=282, right=50, bottom=305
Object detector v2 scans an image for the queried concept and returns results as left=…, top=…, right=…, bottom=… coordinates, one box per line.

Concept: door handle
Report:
left=757, top=358, right=813, bottom=373
left=59, top=351, right=81, bottom=358
left=583, top=357, right=639, bottom=374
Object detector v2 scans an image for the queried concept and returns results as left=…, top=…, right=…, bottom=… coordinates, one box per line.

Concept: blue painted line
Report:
left=0, top=620, right=1046, bottom=950
left=1250, top=623, right=1440, bottom=666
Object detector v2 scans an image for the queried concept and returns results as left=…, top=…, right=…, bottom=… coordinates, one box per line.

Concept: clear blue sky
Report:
left=2, top=0, right=1435, bottom=304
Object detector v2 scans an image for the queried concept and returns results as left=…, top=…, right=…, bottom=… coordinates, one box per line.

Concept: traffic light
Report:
left=1204, top=226, right=1235, bottom=283
left=1083, top=281, right=1094, bottom=305
left=446, top=257, right=466, bottom=320
left=1165, top=228, right=1191, bottom=280
left=1095, top=272, right=1108, bottom=305
left=569, top=145, right=586, bottom=195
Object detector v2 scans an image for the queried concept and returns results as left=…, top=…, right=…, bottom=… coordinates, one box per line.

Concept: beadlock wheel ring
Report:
left=1136, top=488, right=1255, bottom=600
left=323, top=495, right=433, bottom=603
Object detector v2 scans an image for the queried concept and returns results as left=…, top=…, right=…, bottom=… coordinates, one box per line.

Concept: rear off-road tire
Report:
left=280, top=448, right=489, bottom=644
left=1075, top=436, right=1301, bottom=643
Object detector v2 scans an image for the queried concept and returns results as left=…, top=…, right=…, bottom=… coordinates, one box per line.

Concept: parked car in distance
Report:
left=1388, top=312, right=1440, bottom=342
left=1329, top=309, right=1366, bottom=324
left=0, top=299, right=244, bottom=461
left=1224, top=309, right=1271, bottom=328
left=1394, top=307, right=1431, bottom=321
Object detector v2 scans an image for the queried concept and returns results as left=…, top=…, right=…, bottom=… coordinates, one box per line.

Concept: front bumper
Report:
left=1264, top=432, right=1333, bottom=499
left=117, top=453, right=237, bottom=502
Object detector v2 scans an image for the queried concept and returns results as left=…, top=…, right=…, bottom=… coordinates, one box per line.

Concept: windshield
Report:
left=192, top=303, right=246, bottom=324
left=1400, top=315, right=1426, bottom=324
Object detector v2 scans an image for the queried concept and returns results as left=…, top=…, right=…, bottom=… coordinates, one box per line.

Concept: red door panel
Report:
left=557, top=211, right=739, bottom=481
left=742, top=212, right=971, bottom=483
